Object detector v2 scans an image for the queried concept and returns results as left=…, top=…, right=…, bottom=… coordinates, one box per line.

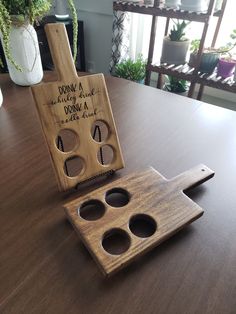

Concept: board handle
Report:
left=170, top=164, right=215, bottom=192
left=45, top=23, right=77, bottom=81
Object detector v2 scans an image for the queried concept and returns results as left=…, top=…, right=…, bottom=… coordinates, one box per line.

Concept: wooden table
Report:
left=0, top=73, right=236, bottom=314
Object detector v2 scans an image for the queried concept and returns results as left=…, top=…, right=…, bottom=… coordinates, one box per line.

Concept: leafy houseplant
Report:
left=115, top=55, right=147, bottom=83
left=189, top=39, right=220, bottom=74
left=217, top=29, right=236, bottom=78
left=0, top=0, right=78, bottom=86
left=161, top=20, right=191, bottom=65
left=164, top=75, right=189, bottom=94
left=189, top=30, right=236, bottom=77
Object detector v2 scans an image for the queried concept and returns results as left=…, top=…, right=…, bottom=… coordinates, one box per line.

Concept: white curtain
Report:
left=109, top=11, right=131, bottom=73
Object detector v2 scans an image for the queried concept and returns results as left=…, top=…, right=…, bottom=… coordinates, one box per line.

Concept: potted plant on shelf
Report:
left=161, top=19, right=190, bottom=65
left=189, top=39, right=220, bottom=74
left=0, top=0, right=78, bottom=86
left=217, top=29, right=236, bottom=78
left=165, top=0, right=181, bottom=8
left=114, top=55, right=147, bottom=83
left=180, top=0, right=208, bottom=12
left=164, top=75, right=189, bottom=95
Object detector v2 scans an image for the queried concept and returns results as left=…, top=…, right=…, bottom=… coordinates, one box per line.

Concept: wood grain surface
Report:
left=31, top=24, right=124, bottom=191
left=65, top=166, right=214, bottom=275
left=0, top=72, right=236, bottom=314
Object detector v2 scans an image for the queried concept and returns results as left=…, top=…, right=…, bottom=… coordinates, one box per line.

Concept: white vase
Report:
left=144, top=0, right=154, bottom=4
left=165, top=0, right=181, bottom=8
left=55, top=0, right=69, bottom=20
left=161, top=37, right=190, bottom=65
left=180, top=0, right=208, bottom=11
left=1, top=22, right=43, bottom=86
left=0, top=87, right=3, bottom=107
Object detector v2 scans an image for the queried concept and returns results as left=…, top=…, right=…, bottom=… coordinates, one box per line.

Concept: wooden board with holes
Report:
left=64, top=164, right=215, bottom=276
left=31, top=23, right=124, bottom=191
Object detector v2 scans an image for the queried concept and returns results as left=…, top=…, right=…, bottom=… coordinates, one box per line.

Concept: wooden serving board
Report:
left=64, top=164, right=215, bottom=276
left=31, top=24, right=124, bottom=191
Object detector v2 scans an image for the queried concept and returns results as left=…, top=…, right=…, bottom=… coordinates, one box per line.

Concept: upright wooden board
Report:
left=64, top=164, right=214, bottom=276
left=31, top=24, right=124, bottom=191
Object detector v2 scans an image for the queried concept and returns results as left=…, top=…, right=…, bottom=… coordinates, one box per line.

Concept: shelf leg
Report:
left=157, top=74, right=164, bottom=89
left=188, top=83, right=196, bottom=98
left=145, top=16, right=158, bottom=86
left=164, top=18, right=170, bottom=36
left=197, top=84, right=205, bottom=100
left=211, top=0, right=227, bottom=47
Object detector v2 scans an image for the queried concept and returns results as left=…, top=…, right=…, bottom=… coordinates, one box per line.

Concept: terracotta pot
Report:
left=189, top=51, right=220, bottom=73
left=217, top=58, right=236, bottom=78
left=161, top=37, right=190, bottom=65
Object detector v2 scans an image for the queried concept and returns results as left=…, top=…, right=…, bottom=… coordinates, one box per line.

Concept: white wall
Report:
left=75, top=0, right=114, bottom=73
left=77, top=0, right=113, bottom=15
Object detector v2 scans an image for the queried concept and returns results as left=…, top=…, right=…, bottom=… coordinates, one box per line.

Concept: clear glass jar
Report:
left=1, top=21, right=43, bottom=86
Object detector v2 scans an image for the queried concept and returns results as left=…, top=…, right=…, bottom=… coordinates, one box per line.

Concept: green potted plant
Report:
left=217, top=29, right=236, bottom=78
left=164, top=75, right=189, bottom=95
left=0, top=0, right=78, bottom=86
left=161, top=19, right=191, bottom=65
left=189, top=39, right=220, bottom=74
left=114, top=55, right=147, bottom=83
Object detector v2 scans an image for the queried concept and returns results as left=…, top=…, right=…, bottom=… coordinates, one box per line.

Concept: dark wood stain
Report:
left=0, top=73, right=236, bottom=313
left=64, top=166, right=214, bottom=276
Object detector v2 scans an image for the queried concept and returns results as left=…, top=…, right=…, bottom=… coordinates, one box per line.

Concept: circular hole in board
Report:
left=105, top=188, right=130, bottom=207
left=79, top=199, right=105, bottom=221
left=129, top=214, right=157, bottom=238
left=97, top=145, right=114, bottom=166
left=56, top=129, right=78, bottom=152
left=102, top=228, right=131, bottom=255
left=64, top=156, right=84, bottom=177
left=91, top=120, right=109, bottom=142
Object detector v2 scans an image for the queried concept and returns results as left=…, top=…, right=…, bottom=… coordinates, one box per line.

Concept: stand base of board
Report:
left=64, top=165, right=214, bottom=276
left=75, top=170, right=115, bottom=190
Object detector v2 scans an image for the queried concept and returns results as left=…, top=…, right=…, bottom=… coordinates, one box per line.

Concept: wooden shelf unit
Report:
left=113, top=1, right=222, bottom=21
left=148, top=63, right=236, bottom=93
left=113, top=0, right=236, bottom=99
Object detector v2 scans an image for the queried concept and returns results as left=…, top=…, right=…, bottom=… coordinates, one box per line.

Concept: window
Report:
left=128, top=0, right=236, bottom=62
